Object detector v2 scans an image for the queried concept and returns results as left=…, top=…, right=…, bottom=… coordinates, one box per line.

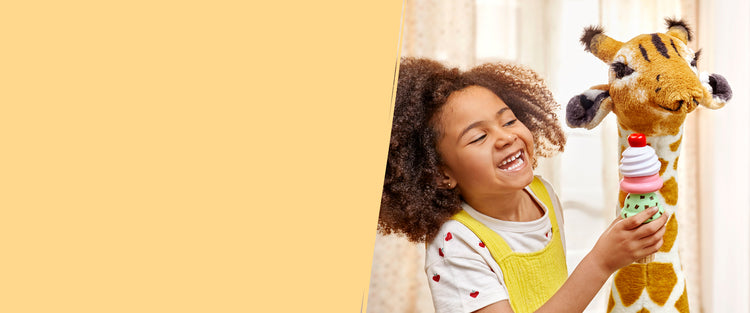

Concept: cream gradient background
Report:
left=1, top=1, right=401, bottom=312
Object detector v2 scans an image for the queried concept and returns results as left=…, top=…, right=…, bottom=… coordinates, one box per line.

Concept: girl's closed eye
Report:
left=504, top=119, right=517, bottom=127
left=469, top=134, right=486, bottom=144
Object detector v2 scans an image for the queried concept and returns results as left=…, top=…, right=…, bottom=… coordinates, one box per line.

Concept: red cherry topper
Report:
left=628, top=133, right=647, bottom=147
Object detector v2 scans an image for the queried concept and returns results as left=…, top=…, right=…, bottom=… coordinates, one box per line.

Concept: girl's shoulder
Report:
left=531, top=175, right=563, bottom=210
left=425, top=219, right=490, bottom=266
left=424, top=220, right=510, bottom=313
left=531, top=175, right=555, bottom=194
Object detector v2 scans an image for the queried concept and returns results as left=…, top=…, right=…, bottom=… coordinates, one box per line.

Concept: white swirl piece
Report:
left=619, top=145, right=660, bottom=177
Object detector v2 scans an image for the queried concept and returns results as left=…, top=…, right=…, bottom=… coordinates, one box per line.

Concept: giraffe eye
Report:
left=690, top=49, right=702, bottom=67
left=611, top=62, right=634, bottom=79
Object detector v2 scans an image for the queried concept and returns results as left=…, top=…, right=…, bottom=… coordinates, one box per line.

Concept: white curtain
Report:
left=700, top=1, right=750, bottom=312
left=366, top=1, right=722, bottom=312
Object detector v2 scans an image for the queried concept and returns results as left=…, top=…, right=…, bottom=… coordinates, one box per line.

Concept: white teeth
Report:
left=499, top=151, right=524, bottom=171
left=501, top=151, right=522, bottom=165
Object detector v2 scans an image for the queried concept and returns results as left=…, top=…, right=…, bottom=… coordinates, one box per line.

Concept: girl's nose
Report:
left=494, top=131, right=516, bottom=149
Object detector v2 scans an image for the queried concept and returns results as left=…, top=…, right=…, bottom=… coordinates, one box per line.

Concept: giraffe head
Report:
left=570, top=18, right=732, bottom=136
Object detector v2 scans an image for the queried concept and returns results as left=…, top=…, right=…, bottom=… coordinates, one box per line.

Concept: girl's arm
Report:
left=474, top=206, right=668, bottom=313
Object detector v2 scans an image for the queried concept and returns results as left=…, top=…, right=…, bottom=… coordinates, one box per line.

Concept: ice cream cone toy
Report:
left=619, top=133, right=664, bottom=223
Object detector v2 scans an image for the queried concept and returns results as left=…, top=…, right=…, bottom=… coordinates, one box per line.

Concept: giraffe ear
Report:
left=580, top=25, right=622, bottom=63
left=665, top=18, right=692, bottom=44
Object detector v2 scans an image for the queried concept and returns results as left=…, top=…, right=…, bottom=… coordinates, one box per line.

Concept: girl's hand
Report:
left=589, top=207, right=668, bottom=275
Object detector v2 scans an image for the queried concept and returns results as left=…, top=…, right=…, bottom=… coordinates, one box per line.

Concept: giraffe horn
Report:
left=580, top=25, right=622, bottom=63
left=665, top=17, right=692, bottom=44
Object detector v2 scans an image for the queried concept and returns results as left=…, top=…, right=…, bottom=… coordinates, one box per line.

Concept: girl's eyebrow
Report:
left=457, top=107, right=510, bottom=141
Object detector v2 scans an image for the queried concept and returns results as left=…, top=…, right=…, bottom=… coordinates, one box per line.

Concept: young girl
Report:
left=378, top=58, right=668, bottom=313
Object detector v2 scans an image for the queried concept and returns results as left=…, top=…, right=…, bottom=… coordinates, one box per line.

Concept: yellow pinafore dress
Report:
left=451, top=177, right=568, bottom=313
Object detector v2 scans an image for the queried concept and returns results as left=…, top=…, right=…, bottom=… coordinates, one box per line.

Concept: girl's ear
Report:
left=438, top=168, right=458, bottom=190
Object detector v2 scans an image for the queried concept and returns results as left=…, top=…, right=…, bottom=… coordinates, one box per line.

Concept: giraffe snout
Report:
left=659, top=89, right=702, bottom=113
left=660, top=99, right=684, bottom=112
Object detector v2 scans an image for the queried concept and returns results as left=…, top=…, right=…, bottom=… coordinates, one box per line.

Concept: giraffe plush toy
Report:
left=565, top=18, right=732, bottom=313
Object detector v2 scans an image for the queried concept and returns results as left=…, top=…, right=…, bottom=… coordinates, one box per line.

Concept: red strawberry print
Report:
left=479, top=242, right=485, bottom=248
left=445, top=232, right=453, bottom=241
left=470, top=290, right=479, bottom=298
left=432, top=274, right=440, bottom=282
left=439, top=248, right=444, bottom=257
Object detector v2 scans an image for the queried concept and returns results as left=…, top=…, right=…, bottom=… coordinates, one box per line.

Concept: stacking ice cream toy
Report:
left=619, top=133, right=664, bottom=223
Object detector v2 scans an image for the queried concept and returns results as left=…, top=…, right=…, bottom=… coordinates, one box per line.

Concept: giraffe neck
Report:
left=610, top=125, right=688, bottom=313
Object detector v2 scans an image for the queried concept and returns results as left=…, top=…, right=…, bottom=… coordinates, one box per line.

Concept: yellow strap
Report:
left=453, top=210, right=513, bottom=257
left=528, top=177, right=559, bottom=231
left=452, top=176, right=558, bottom=260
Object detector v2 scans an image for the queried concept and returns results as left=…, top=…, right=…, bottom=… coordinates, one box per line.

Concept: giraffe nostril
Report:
left=660, top=100, right=684, bottom=112
left=655, top=87, right=662, bottom=93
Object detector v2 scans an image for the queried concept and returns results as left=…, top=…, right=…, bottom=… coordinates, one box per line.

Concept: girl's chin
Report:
left=495, top=168, right=534, bottom=188
left=515, top=169, right=535, bottom=184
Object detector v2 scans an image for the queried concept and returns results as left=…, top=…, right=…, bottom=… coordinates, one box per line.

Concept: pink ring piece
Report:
left=620, top=174, right=663, bottom=194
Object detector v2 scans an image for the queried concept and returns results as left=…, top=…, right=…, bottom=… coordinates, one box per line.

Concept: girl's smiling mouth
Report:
left=498, top=150, right=525, bottom=171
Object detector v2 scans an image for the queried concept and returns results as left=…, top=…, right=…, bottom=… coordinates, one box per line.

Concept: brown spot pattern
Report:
left=646, top=263, right=678, bottom=306
left=674, top=285, right=690, bottom=313
left=615, top=262, right=680, bottom=307
left=659, top=213, right=679, bottom=253
left=614, top=264, right=647, bottom=306
left=673, top=156, right=679, bottom=170
left=670, top=135, right=683, bottom=152
left=607, top=291, right=615, bottom=313
left=658, top=158, right=669, bottom=176
left=660, top=177, right=679, bottom=205
left=637, top=308, right=650, bottom=313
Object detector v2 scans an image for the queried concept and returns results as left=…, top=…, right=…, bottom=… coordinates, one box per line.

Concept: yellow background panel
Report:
left=1, top=1, right=401, bottom=312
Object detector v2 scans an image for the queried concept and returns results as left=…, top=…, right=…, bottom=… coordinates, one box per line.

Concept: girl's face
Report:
left=435, top=85, right=535, bottom=199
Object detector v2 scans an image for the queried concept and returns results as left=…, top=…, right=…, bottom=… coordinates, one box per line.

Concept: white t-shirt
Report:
left=424, top=177, right=566, bottom=313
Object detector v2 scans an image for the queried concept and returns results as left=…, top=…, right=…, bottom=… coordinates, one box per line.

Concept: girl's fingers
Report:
left=639, top=221, right=667, bottom=247
left=634, top=213, right=669, bottom=239
left=622, top=207, right=661, bottom=230
left=641, top=238, right=664, bottom=255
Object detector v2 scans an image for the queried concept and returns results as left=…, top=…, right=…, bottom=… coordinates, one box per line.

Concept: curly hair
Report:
left=378, top=57, right=566, bottom=243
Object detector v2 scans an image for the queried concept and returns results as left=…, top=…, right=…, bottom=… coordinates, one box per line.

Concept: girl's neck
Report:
left=464, top=189, right=543, bottom=222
